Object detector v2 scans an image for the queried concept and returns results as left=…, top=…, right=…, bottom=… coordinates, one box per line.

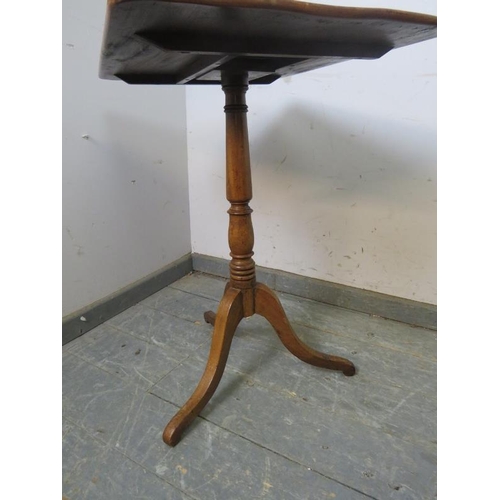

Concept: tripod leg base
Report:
left=254, top=283, right=355, bottom=376
left=163, top=287, right=244, bottom=446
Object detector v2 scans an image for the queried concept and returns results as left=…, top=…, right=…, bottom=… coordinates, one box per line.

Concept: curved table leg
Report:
left=254, top=283, right=355, bottom=376
left=203, top=310, right=216, bottom=327
left=163, top=287, right=244, bottom=446
left=204, top=283, right=231, bottom=327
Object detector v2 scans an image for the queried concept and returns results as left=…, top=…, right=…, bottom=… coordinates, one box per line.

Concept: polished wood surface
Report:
left=163, top=287, right=244, bottom=446
left=162, top=71, right=354, bottom=446
left=254, top=283, right=355, bottom=375
left=100, top=0, right=436, bottom=85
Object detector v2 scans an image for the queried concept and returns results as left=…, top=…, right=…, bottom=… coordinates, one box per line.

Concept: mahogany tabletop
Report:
left=99, top=0, right=436, bottom=85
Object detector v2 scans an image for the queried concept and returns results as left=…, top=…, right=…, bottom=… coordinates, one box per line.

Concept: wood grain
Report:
left=100, top=0, right=436, bottom=85
left=255, top=282, right=355, bottom=376
left=163, top=286, right=244, bottom=446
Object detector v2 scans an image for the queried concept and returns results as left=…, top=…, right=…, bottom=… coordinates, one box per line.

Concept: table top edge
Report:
left=107, top=0, right=437, bottom=26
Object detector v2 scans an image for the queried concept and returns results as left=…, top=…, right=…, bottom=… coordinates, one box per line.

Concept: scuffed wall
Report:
left=62, top=0, right=191, bottom=316
left=186, top=0, right=436, bottom=304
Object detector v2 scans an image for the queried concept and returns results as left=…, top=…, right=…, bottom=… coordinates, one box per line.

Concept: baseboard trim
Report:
left=192, top=253, right=437, bottom=330
left=63, top=251, right=436, bottom=345
left=62, top=253, right=193, bottom=345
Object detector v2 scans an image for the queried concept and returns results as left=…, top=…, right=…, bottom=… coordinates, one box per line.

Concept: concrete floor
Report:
left=62, top=272, right=437, bottom=500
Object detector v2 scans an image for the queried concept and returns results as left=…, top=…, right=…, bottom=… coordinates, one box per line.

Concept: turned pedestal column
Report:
left=163, top=71, right=355, bottom=447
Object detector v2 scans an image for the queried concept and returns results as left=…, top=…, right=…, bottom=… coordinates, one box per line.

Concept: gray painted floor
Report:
left=63, top=272, right=437, bottom=500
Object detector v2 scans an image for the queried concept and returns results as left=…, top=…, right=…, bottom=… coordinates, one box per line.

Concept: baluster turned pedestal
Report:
left=163, top=71, right=355, bottom=447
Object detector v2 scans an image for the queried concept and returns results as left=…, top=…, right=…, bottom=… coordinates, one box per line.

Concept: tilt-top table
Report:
left=99, top=0, right=437, bottom=447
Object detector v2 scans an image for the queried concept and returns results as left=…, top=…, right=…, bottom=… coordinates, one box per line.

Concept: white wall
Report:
left=187, top=0, right=437, bottom=305
left=62, top=0, right=190, bottom=316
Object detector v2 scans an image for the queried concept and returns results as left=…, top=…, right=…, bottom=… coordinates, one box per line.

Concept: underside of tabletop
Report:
left=99, top=0, right=437, bottom=85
